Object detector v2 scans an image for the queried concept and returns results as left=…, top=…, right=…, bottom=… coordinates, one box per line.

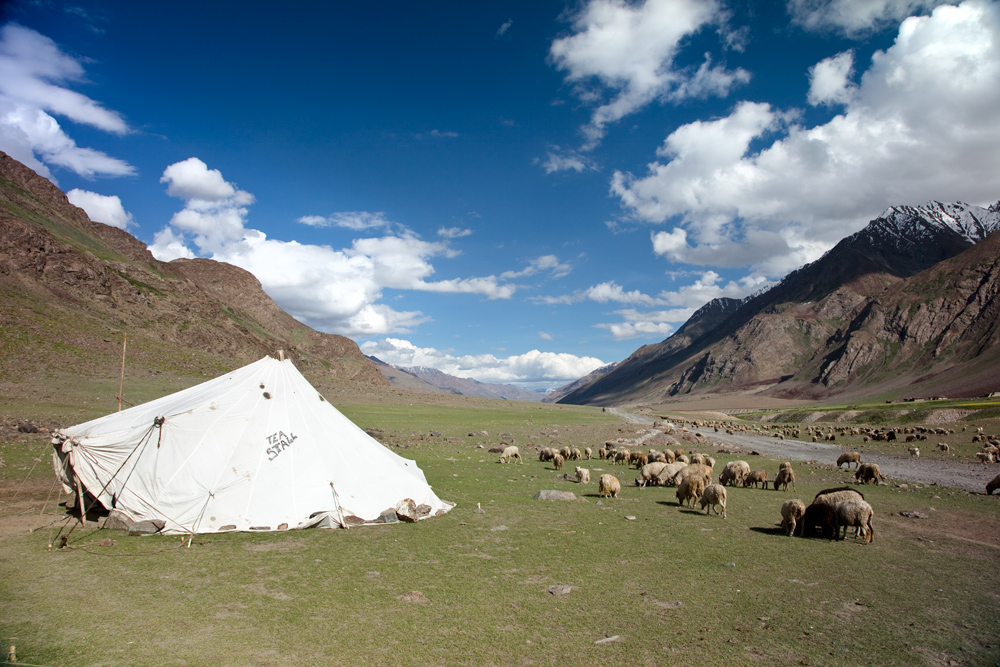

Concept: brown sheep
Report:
left=676, top=475, right=706, bottom=508
left=986, top=472, right=1000, bottom=495
left=854, top=462, right=885, bottom=484
left=553, top=454, right=565, bottom=470
left=719, top=460, right=750, bottom=487
left=796, top=503, right=836, bottom=539
left=584, top=447, right=592, bottom=460
left=744, top=469, right=768, bottom=489
left=598, top=474, right=621, bottom=498
left=773, top=467, right=796, bottom=491
left=837, top=452, right=862, bottom=469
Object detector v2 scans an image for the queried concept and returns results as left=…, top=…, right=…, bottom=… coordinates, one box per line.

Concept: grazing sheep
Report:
left=553, top=454, right=565, bottom=470
left=689, top=453, right=705, bottom=465
left=744, top=469, right=768, bottom=489
left=633, top=453, right=649, bottom=468
left=598, top=448, right=607, bottom=460
left=779, top=461, right=792, bottom=471
left=796, top=503, right=836, bottom=539
left=674, top=463, right=713, bottom=487
left=780, top=499, right=806, bottom=536
left=584, top=447, right=592, bottom=460
left=570, top=448, right=583, bottom=461
left=976, top=451, right=995, bottom=464
left=662, top=449, right=676, bottom=463
left=560, top=447, right=572, bottom=460
left=773, top=466, right=796, bottom=491
left=811, top=486, right=865, bottom=508
left=676, top=454, right=690, bottom=464
left=699, top=483, right=727, bottom=518
left=908, top=446, right=920, bottom=458
left=986, top=473, right=1000, bottom=495
left=635, top=461, right=669, bottom=487
left=676, top=475, right=706, bottom=508
left=614, top=449, right=631, bottom=465
left=654, top=462, right=688, bottom=487
left=599, top=474, right=621, bottom=498
left=703, top=455, right=716, bottom=470
left=575, top=467, right=591, bottom=484
left=837, top=452, right=862, bottom=469
left=538, top=447, right=555, bottom=462
left=499, top=446, right=522, bottom=464
left=937, top=443, right=950, bottom=453
left=719, top=460, right=750, bottom=487
left=833, top=498, right=874, bottom=543
left=855, top=462, right=885, bottom=484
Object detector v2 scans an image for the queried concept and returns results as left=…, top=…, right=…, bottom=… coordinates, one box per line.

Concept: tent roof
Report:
left=53, top=356, right=453, bottom=534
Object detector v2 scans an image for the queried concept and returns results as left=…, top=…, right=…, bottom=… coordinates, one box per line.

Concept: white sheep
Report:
left=908, top=446, right=920, bottom=458
left=833, top=498, right=874, bottom=543
left=499, top=446, right=522, bottom=464
left=635, top=461, right=669, bottom=487
left=584, top=447, right=593, bottom=460
left=773, top=466, right=796, bottom=491
left=553, top=453, right=565, bottom=470
left=719, top=460, right=750, bottom=487
left=779, top=499, right=806, bottom=536
left=598, top=474, right=621, bottom=498
left=575, top=467, right=591, bottom=484
left=653, top=462, right=688, bottom=487
left=811, top=486, right=865, bottom=508
left=699, top=483, right=727, bottom=518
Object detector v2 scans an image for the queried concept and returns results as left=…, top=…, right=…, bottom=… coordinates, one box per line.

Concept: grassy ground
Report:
left=1, top=399, right=999, bottom=667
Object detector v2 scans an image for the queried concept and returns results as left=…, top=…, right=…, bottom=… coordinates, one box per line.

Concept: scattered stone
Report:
left=128, top=519, right=165, bottom=535
left=625, top=515, right=636, bottom=521
left=103, top=510, right=133, bottom=530
left=547, top=585, right=572, bottom=596
left=491, top=525, right=508, bottom=531
left=533, top=490, right=578, bottom=501
left=415, top=504, right=432, bottom=518
left=378, top=508, right=400, bottom=524
left=395, top=498, right=419, bottom=522
left=343, top=515, right=366, bottom=526
left=594, top=635, right=621, bottom=645
left=899, top=511, right=929, bottom=519
left=398, top=591, right=429, bottom=603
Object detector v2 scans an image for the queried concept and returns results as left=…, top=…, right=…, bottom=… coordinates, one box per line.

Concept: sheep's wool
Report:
left=53, top=356, right=454, bottom=534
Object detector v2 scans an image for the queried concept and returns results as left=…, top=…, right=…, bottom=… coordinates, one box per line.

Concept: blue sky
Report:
left=2, top=0, right=999, bottom=391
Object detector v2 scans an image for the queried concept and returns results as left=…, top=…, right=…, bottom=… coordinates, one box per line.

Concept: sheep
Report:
left=689, top=453, right=705, bottom=465
left=538, top=447, right=555, bottom=462
left=499, top=446, right=522, bottom=464
left=614, top=449, right=631, bottom=465
left=570, top=448, right=583, bottom=461
left=779, top=461, right=792, bottom=471
left=833, top=498, right=874, bottom=543
left=976, top=451, right=994, bottom=464
left=553, top=454, right=565, bottom=470
left=676, top=454, right=690, bottom=464
left=699, top=483, right=727, bottom=518
left=837, top=452, right=862, bottom=469
left=855, top=462, right=885, bottom=485
left=986, top=473, right=1000, bottom=495
left=661, top=449, right=676, bottom=463
left=575, top=467, right=591, bottom=484
left=937, top=442, right=950, bottom=453
left=584, top=447, right=593, bottom=460
left=635, top=461, right=669, bottom=487
left=908, top=446, right=920, bottom=458
left=633, top=453, right=649, bottom=468
left=811, top=486, right=865, bottom=508
left=744, top=469, right=768, bottom=489
left=796, top=502, right=836, bottom=539
left=779, top=499, right=806, bottom=536
left=653, top=462, right=688, bottom=487
left=674, top=463, right=713, bottom=487
left=773, top=466, right=796, bottom=491
left=703, top=455, right=716, bottom=470
left=559, top=447, right=572, bottom=460
left=719, top=460, right=750, bottom=487
left=598, top=474, right=621, bottom=498
left=676, top=475, right=706, bottom=508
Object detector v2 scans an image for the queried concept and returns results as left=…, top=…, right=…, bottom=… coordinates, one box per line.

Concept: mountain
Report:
left=399, top=366, right=546, bottom=402
left=0, top=151, right=387, bottom=406
left=542, top=361, right=619, bottom=403
left=558, top=200, right=1000, bottom=406
left=365, top=356, right=451, bottom=394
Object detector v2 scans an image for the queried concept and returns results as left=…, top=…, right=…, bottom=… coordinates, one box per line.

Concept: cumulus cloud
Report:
left=0, top=24, right=133, bottom=180
left=549, top=0, right=749, bottom=151
left=66, top=188, right=134, bottom=229
left=788, top=0, right=953, bottom=34
left=149, top=158, right=520, bottom=336
left=497, top=18, right=513, bottom=37
left=359, top=337, right=606, bottom=389
left=534, top=280, right=664, bottom=307
left=501, top=255, right=572, bottom=280
left=437, top=226, right=473, bottom=239
left=540, top=148, right=596, bottom=174
left=613, top=0, right=1000, bottom=276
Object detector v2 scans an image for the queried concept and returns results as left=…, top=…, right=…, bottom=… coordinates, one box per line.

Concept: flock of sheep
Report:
left=496, top=425, right=883, bottom=541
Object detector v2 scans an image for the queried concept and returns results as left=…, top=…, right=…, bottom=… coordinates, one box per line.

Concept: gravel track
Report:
left=608, top=408, right=996, bottom=493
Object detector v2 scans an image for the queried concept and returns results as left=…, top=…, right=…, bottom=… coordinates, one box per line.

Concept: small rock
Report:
left=547, top=585, right=573, bottom=596
left=491, top=525, right=508, bottom=532
left=594, top=635, right=621, bottom=645
left=395, top=498, right=419, bottom=522
left=625, top=515, right=636, bottom=521
left=533, top=490, right=578, bottom=501
left=899, top=511, right=929, bottom=519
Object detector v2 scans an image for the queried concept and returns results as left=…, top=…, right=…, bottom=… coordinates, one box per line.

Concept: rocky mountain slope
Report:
left=398, top=366, right=545, bottom=402
left=0, top=151, right=386, bottom=408
left=558, top=200, right=1000, bottom=406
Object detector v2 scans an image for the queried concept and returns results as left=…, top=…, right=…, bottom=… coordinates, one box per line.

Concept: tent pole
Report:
left=75, top=477, right=86, bottom=526
left=330, top=482, right=347, bottom=529
left=117, top=333, right=127, bottom=412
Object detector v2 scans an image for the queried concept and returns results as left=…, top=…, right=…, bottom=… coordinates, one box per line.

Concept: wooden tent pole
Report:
left=117, top=333, right=127, bottom=412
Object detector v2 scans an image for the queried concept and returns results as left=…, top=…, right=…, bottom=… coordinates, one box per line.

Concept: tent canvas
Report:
left=52, top=356, right=454, bottom=534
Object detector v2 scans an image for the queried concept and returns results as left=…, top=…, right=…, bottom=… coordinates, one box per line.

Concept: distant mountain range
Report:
left=367, top=357, right=546, bottom=402
left=556, top=200, right=1000, bottom=406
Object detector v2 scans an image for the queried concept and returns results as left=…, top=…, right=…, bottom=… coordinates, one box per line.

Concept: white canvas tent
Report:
left=52, top=356, right=454, bottom=534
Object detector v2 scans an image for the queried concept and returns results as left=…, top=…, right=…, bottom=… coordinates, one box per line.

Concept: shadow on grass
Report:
left=749, top=526, right=787, bottom=537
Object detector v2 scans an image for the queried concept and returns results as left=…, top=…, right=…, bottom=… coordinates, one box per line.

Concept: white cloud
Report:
left=613, top=0, right=1000, bottom=276
left=359, top=337, right=606, bottom=388
left=501, top=255, right=572, bottom=280
left=538, top=331, right=554, bottom=340
left=540, top=148, right=596, bottom=173
left=437, top=226, right=473, bottom=239
left=66, top=188, right=134, bottom=229
left=0, top=25, right=133, bottom=180
left=787, top=0, right=953, bottom=34
left=497, top=18, right=513, bottom=37
left=807, top=50, right=857, bottom=106
left=416, top=129, right=459, bottom=139
left=550, top=0, right=748, bottom=149
left=149, top=158, right=519, bottom=336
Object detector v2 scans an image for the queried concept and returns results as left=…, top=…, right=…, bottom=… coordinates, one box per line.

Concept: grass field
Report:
left=1, top=398, right=999, bottom=667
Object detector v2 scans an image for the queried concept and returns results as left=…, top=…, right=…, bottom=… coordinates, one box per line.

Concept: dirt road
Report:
left=609, top=408, right=996, bottom=493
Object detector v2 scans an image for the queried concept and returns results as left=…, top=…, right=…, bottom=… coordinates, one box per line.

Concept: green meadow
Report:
left=1, top=399, right=998, bottom=667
